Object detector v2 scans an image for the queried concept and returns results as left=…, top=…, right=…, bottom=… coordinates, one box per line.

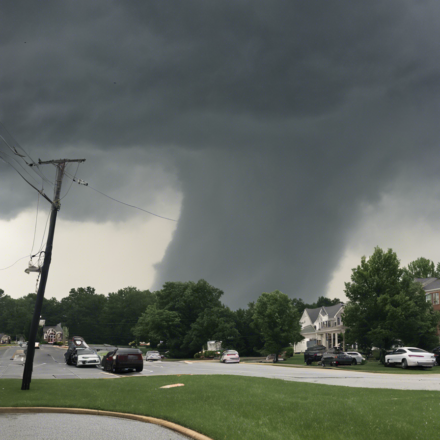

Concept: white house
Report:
left=294, top=303, right=345, bottom=352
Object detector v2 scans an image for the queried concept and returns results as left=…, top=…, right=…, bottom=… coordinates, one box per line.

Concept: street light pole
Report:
left=21, top=159, right=85, bottom=390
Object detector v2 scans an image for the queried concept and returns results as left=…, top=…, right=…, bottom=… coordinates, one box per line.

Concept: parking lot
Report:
left=2, top=345, right=440, bottom=390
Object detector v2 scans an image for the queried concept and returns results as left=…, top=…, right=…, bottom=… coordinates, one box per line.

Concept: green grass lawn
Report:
left=1, top=375, right=439, bottom=440
left=278, top=355, right=440, bottom=374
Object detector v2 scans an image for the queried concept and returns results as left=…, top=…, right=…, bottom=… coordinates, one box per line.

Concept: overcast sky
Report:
left=2, top=1, right=440, bottom=309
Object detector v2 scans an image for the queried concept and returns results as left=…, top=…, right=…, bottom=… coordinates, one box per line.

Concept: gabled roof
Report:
left=415, top=277, right=440, bottom=291
left=305, top=308, right=320, bottom=324
left=322, top=303, right=344, bottom=318
left=305, top=303, right=344, bottom=324
left=43, top=322, right=63, bottom=333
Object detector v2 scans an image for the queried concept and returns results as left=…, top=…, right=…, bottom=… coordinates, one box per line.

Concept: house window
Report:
left=426, top=293, right=432, bottom=303
left=337, top=317, right=341, bottom=325
left=434, top=292, right=440, bottom=305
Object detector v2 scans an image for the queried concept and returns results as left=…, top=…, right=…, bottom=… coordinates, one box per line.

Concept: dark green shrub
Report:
left=194, top=352, right=202, bottom=359
left=283, top=347, right=293, bottom=358
left=204, top=350, right=216, bottom=358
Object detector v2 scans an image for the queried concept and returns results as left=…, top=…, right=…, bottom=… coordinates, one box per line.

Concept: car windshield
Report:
left=77, top=349, right=95, bottom=355
left=225, top=351, right=238, bottom=354
left=408, top=348, right=427, bottom=353
left=147, top=351, right=159, bottom=355
left=347, top=352, right=358, bottom=355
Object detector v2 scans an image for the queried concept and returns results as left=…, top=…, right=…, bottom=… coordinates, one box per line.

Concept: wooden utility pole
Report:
left=21, top=158, right=85, bottom=390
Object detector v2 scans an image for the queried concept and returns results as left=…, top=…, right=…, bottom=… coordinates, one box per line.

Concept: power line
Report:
left=63, top=171, right=177, bottom=222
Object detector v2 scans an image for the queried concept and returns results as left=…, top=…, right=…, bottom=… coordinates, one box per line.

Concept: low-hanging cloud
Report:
left=2, top=1, right=440, bottom=307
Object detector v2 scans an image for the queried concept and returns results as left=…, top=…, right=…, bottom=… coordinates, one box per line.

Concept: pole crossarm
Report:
left=38, top=158, right=85, bottom=165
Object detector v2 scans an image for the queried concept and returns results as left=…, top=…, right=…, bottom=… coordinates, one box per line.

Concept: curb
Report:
left=0, top=407, right=214, bottom=440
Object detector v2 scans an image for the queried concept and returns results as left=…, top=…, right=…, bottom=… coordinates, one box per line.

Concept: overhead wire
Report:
left=63, top=170, right=177, bottom=222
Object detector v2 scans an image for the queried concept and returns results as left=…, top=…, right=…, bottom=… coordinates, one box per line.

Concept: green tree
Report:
left=343, top=247, right=440, bottom=362
left=133, top=279, right=224, bottom=357
left=252, top=290, right=303, bottom=362
left=183, top=305, right=240, bottom=353
left=406, top=257, right=439, bottom=278
left=232, top=303, right=264, bottom=356
left=61, top=287, right=106, bottom=343
left=101, top=287, right=155, bottom=345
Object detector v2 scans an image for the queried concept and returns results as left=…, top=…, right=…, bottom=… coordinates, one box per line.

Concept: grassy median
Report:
left=1, top=375, right=439, bottom=440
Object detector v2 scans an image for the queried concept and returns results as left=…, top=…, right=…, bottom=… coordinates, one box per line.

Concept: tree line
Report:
left=2, top=248, right=437, bottom=360
left=0, top=281, right=309, bottom=357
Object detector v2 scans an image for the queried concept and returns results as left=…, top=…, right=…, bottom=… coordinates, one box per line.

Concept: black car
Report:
left=321, top=349, right=356, bottom=367
left=101, top=348, right=144, bottom=373
left=431, top=346, right=440, bottom=365
left=304, top=345, right=327, bottom=365
left=65, top=336, right=88, bottom=365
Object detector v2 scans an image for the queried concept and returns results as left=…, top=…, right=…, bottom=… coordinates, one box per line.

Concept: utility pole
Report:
left=21, top=158, right=85, bottom=390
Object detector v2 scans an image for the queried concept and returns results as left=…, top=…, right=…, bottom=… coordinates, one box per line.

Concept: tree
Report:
left=406, top=257, right=439, bottom=278
left=252, top=290, right=303, bottom=362
left=61, top=287, right=107, bottom=343
left=232, top=303, right=264, bottom=356
left=183, top=305, right=240, bottom=353
left=343, top=247, right=440, bottom=362
left=133, top=279, right=225, bottom=357
left=100, top=287, right=155, bottom=345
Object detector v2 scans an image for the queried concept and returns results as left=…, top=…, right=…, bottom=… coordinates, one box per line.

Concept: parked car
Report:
left=35, top=342, right=40, bottom=349
left=101, top=348, right=144, bottom=373
left=344, top=351, right=365, bottom=365
left=321, top=349, right=355, bottom=367
left=146, top=350, right=161, bottom=361
left=64, top=336, right=89, bottom=365
left=304, top=345, right=327, bottom=365
left=70, top=348, right=100, bottom=367
left=385, top=347, right=436, bottom=369
left=220, top=350, right=240, bottom=363
left=431, top=346, right=440, bottom=366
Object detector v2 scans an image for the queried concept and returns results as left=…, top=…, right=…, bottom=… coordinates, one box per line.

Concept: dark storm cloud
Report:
left=1, top=1, right=440, bottom=307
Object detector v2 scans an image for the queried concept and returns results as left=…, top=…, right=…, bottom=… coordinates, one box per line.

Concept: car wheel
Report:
left=385, top=360, right=390, bottom=367
left=321, top=362, right=326, bottom=368
left=112, top=365, right=120, bottom=374
left=351, top=359, right=357, bottom=365
left=136, top=367, right=142, bottom=372
left=401, top=359, right=408, bottom=369
left=66, top=357, right=72, bottom=366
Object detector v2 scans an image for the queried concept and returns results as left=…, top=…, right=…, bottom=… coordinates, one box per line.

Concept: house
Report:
left=415, top=278, right=440, bottom=313
left=43, top=323, right=64, bottom=343
left=294, top=303, right=345, bottom=352
left=0, top=333, right=11, bottom=344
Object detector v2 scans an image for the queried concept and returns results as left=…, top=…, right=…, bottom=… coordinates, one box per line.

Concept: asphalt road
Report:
left=1, top=345, right=440, bottom=391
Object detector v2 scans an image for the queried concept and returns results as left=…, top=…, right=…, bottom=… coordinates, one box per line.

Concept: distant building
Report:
left=0, top=333, right=11, bottom=344
left=295, top=303, right=345, bottom=352
left=415, top=278, right=440, bottom=313
left=43, top=323, right=64, bottom=343
left=207, top=340, right=222, bottom=351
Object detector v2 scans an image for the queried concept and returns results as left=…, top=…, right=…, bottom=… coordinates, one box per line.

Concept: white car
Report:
left=146, top=351, right=161, bottom=361
left=385, top=347, right=436, bottom=369
left=220, top=350, right=240, bottom=363
left=72, top=348, right=101, bottom=367
left=344, top=351, right=365, bottom=365
left=35, top=342, right=40, bottom=349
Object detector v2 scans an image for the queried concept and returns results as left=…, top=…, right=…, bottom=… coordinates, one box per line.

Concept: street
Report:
left=1, top=345, right=440, bottom=390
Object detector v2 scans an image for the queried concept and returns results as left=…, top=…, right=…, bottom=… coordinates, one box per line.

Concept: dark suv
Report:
left=304, top=345, right=327, bottom=365
left=65, top=336, right=88, bottom=365
left=101, top=348, right=144, bottom=373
